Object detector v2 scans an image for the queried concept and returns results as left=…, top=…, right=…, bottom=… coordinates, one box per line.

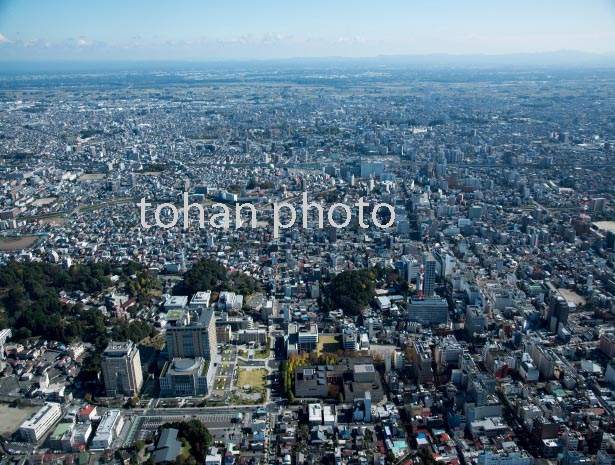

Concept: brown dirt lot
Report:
left=0, top=235, right=40, bottom=251
left=0, top=404, right=40, bottom=436
left=79, top=173, right=106, bottom=181
left=38, top=216, right=67, bottom=225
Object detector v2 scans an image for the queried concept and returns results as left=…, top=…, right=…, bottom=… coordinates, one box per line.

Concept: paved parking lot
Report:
left=124, top=413, right=236, bottom=447
left=210, top=348, right=237, bottom=399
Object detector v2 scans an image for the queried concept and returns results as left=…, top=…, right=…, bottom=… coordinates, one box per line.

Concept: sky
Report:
left=0, top=0, right=614, bottom=61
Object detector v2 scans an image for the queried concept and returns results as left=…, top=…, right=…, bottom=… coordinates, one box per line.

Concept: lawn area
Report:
left=253, top=350, right=270, bottom=359
left=229, top=368, right=268, bottom=405
left=317, top=335, right=341, bottom=354
left=140, top=334, right=165, bottom=351
left=179, top=440, right=191, bottom=461
left=237, top=368, right=267, bottom=390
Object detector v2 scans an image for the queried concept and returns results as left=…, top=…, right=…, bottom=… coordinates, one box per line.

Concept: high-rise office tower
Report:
left=421, top=252, right=437, bottom=298
left=101, top=341, right=143, bottom=397
left=165, top=308, right=217, bottom=360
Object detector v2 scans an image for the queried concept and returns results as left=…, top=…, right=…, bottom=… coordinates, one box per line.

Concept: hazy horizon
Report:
left=1, top=50, right=615, bottom=75
left=1, top=0, right=615, bottom=62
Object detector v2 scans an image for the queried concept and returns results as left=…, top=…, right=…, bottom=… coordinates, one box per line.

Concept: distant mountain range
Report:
left=268, top=51, right=615, bottom=68
left=369, top=50, right=615, bottom=66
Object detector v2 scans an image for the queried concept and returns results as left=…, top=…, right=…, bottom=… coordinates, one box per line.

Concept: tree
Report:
left=0, top=260, right=124, bottom=343
left=175, top=259, right=260, bottom=296
left=112, top=320, right=154, bottom=343
left=160, top=420, right=212, bottom=463
left=329, top=268, right=376, bottom=316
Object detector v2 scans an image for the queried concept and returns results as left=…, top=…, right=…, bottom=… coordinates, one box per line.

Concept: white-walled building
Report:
left=20, top=402, right=63, bottom=443
left=189, top=291, right=211, bottom=308
left=91, top=410, right=124, bottom=450
left=478, top=447, right=534, bottom=465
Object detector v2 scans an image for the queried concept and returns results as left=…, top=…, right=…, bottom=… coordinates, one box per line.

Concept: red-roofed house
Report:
left=78, top=406, right=97, bottom=422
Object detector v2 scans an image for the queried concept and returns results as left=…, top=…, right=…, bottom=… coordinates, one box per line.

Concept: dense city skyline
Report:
left=2, top=3, right=615, bottom=465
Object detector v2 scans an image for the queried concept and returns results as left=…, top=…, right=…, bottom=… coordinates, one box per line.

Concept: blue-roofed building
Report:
left=152, top=428, right=182, bottom=464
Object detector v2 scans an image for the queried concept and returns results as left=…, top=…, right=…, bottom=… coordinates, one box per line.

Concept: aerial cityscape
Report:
left=1, top=2, right=615, bottom=465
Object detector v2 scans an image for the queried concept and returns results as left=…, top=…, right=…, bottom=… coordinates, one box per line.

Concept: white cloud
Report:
left=213, top=33, right=293, bottom=47
left=336, top=36, right=366, bottom=45
left=23, top=39, right=41, bottom=48
left=0, top=33, right=13, bottom=44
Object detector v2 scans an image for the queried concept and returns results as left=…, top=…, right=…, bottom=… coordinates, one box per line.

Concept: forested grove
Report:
left=160, top=420, right=212, bottom=464
left=326, top=265, right=403, bottom=316
left=0, top=261, right=154, bottom=345
left=328, top=268, right=377, bottom=316
left=174, top=258, right=261, bottom=297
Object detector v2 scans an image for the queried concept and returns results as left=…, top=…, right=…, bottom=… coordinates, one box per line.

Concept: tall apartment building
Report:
left=465, top=305, right=487, bottom=338
left=413, top=341, right=434, bottom=384
left=421, top=252, right=437, bottom=297
left=468, top=204, right=483, bottom=220
left=165, top=307, right=217, bottom=361
left=434, top=335, right=464, bottom=371
left=547, top=290, right=574, bottom=334
left=101, top=341, right=143, bottom=397
left=529, top=342, right=557, bottom=380
left=433, top=249, right=456, bottom=278
left=589, top=197, right=606, bottom=212
left=401, top=255, right=420, bottom=284
left=599, top=333, right=615, bottom=359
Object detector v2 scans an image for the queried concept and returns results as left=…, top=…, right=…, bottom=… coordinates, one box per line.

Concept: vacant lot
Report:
left=31, top=197, right=57, bottom=207
left=594, top=221, right=615, bottom=234
left=0, top=404, right=39, bottom=436
left=0, top=235, right=39, bottom=250
left=317, top=335, right=341, bottom=354
left=557, top=288, right=586, bottom=306
left=79, top=173, right=106, bottom=181
left=39, top=216, right=66, bottom=225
